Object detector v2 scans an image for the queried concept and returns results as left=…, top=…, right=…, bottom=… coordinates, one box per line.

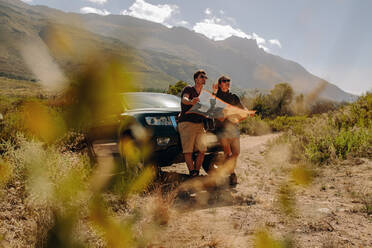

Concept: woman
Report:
left=212, top=75, right=244, bottom=186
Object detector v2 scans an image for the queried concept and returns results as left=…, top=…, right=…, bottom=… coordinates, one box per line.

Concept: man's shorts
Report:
left=178, top=122, right=207, bottom=153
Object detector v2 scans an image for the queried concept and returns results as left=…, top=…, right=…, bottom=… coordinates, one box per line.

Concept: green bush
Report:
left=249, top=83, right=294, bottom=118
left=273, top=92, right=372, bottom=165
left=268, top=116, right=308, bottom=132
left=167, top=81, right=187, bottom=96
left=239, top=116, right=272, bottom=136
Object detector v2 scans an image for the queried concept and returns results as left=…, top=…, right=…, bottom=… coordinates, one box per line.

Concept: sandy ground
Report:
left=148, top=134, right=372, bottom=248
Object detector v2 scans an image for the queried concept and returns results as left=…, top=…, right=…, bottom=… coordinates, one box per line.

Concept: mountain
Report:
left=0, top=0, right=356, bottom=101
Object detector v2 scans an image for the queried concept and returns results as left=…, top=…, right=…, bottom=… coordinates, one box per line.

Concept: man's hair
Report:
left=193, top=69, right=206, bottom=81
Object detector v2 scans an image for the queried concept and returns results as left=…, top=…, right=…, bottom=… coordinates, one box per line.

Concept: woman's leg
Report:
left=229, top=137, right=240, bottom=174
left=220, top=138, right=232, bottom=160
left=219, top=138, right=235, bottom=174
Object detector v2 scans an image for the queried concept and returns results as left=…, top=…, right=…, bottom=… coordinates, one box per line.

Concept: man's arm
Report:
left=182, top=93, right=199, bottom=105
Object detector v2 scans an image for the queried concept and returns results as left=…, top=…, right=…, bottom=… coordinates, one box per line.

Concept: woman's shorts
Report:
left=178, top=122, right=207, bottom=153
left=217, top=122, right=240, bottom=139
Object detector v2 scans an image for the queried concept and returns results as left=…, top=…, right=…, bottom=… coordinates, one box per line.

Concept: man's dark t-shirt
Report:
left=178, top=86, right=204, bottom=123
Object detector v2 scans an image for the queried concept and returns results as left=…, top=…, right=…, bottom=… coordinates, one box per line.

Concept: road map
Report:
left=187, top=90, right=255, bottom=122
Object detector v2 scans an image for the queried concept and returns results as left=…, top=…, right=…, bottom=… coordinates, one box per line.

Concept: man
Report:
left=178, top=70, right=208, bottom=177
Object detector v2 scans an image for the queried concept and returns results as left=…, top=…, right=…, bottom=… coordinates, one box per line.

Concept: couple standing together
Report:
left=177, top=69, right=245, bottom=186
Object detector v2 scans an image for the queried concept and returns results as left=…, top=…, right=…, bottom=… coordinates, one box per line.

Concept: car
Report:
left=87, top=92, right=221, bottom=172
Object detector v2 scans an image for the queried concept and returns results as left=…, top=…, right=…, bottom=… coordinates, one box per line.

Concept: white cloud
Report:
left=121, top=0, right=178, bottom=28
left=269, top=39, right=282, bottom=48
left=252, top=32, right=266, bottom=45
left=176, top=20, right=189, bottom=26
left=21, top=0, right=33, bottom=3
left=192, top=10, right=281, bottom=53
left=80, top=6, right=110, bottom=15
left=259, top=45, right=269, bottom=52
left=85, top=0, right=107, bottom=5
left=193, top=17, right=251, bottom=41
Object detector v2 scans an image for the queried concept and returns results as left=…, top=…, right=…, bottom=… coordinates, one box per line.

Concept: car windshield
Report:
left=122, top=93, right=180, bottom=110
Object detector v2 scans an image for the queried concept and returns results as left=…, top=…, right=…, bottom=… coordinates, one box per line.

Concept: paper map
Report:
left=187, top=90, right=255, bottom=122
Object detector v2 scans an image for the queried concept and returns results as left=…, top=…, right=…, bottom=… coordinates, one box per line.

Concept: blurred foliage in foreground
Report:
left=0, top=25, right=161, bottom=248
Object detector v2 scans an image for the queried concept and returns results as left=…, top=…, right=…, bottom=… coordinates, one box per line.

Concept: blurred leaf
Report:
left=253, top=229, right=284, bottom=248
left=63, top=57, right=137, bottom=130
left=45, top=212, right=85, bottom=248
left=54, top=167, right=87, bottom=207
left=0, top=159, right=12, bottom=187
left=89, top=196, right=135, bottom=248
left=119, top=136, right=141, bottom=164
left=291, top=165, right=313, bottom=186
left=277, top=183, right=296, bottom=216
left=22, top=101, right=66, bottom=143
left=43, top=25, right=74, bottom=57
left=128, top=166, right=155, bottom=196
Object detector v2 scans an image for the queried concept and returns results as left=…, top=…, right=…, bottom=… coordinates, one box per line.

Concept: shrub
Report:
left=167, top=81, right=187, bottom=96
left=309, top=99, right=344, bottom=115
left=248, top=83, right=294, bottom=118
left=268, top=116, right=308, bottom=132
left=272, top=92, right=372, bottom=165
left=239, top=116, right=272, bottom=136
left=56, top=131, right=88, bottom=153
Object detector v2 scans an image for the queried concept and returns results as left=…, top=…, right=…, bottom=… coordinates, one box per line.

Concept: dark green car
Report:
left=88, top=92, right=221, bottom=171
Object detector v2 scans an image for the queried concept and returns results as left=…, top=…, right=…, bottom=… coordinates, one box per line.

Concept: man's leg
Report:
left=194, top=124, right=207, bottom=173
left=184, top=153, right=194, bottom=171
left=178, top=122, right=197, bottom=175
left=194, top=152, right=205, bottom=171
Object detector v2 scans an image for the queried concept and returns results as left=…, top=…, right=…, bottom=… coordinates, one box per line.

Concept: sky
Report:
left=21, top=0, right=372, bottom=95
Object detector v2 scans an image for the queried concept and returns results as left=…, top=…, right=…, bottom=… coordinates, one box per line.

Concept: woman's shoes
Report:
left=229, top=173, right=238, bottom=187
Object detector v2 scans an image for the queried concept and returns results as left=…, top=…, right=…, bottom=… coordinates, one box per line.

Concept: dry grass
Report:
left=0, top=77, right=44, bottom=98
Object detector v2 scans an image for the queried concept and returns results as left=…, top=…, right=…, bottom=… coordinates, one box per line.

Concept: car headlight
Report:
left=145, top=116, right=172, bottom=126
left=157, top=137, right=170, bottom=146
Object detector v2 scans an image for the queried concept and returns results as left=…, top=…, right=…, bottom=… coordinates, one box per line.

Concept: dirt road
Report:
left=148, top=134, right=372, bottom=248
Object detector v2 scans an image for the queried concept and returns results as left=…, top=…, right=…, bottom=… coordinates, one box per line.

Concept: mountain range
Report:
left=0, top=0, right=356, bottom=101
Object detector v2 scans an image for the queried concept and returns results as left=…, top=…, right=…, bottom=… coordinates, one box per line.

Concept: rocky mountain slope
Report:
left=0, top=0, right=356, bottom=101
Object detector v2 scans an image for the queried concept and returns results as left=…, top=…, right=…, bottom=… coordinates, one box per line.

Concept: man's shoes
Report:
left=229, top=173, right=238, bottom=187
left=189, top=170, right=200, bottom=177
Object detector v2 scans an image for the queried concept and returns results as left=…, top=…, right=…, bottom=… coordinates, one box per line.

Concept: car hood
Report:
left=122, top=107, right=180, bottom=116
